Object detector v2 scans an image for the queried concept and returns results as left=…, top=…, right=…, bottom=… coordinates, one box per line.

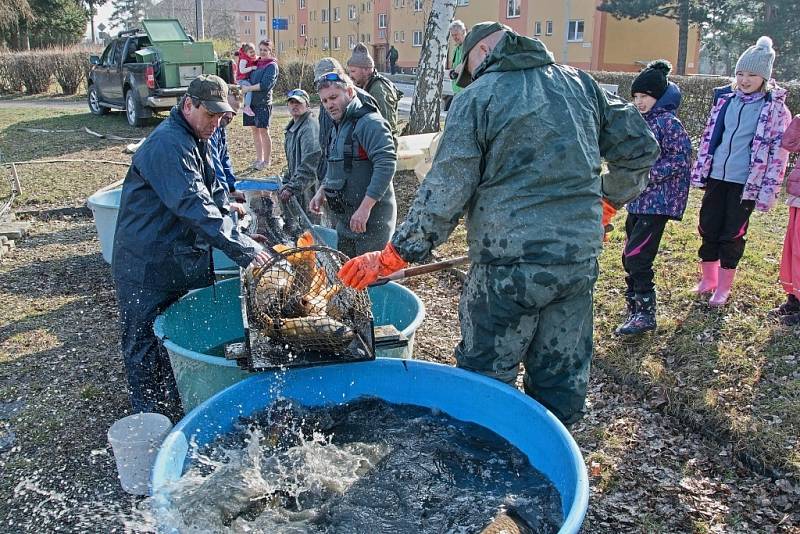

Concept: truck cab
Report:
left=87, top=19, right=232, bottom=126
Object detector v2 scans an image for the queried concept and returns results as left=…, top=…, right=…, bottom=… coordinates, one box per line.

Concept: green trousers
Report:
left=455, top=260, right=598, bottom=424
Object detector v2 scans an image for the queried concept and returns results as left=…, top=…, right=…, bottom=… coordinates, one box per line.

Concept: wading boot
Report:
left=770, top=294, right=800, bottom=317
left=693, top=261, right=719, bottom=295
left=615, top=291, right=656, bottom=335
left=781, top=311, right=800, bottom=326
left=709, top=268, right=736, bottom=307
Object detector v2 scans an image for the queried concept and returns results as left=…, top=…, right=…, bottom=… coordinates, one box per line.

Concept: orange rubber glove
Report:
left=338, top=242, right=408, bottom=290
left=601, top=198, right=617, bottom=241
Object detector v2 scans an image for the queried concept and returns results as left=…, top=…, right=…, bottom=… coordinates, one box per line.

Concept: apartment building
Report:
left=235, top=0, right=270, bottom=44
left=257, top=0, right=701, bottom=74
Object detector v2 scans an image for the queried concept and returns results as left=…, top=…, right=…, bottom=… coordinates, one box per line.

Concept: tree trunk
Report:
left=676, top=0, right=689, bottom=74
left=404, top=0, right=455, bottom=135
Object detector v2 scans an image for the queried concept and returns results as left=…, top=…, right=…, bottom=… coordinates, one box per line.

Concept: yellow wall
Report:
left=602, top=15, right=700, bottom=73
left=264, top=0, right=700, bottom=74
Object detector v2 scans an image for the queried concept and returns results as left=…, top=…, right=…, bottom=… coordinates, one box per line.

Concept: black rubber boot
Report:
left=614, top=291, right=637, bottom=335
left=615, top=291, right=656, bottom=335
left=781, top=310, right=800, bottom=326
left=770, top=294, right=800, bottom=317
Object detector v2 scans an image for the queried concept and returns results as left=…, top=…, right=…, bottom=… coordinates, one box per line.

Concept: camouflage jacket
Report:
left=283, top=110, right=321, bottom=195
left=393, top=31, right=659, bottom=266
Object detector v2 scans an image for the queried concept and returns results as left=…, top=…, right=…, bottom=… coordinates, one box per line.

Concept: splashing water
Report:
left=154, top=397, right=563, bottom=533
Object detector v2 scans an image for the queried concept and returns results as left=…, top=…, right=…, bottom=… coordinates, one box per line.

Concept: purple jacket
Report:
left=627, top=82, right=692, bottom=220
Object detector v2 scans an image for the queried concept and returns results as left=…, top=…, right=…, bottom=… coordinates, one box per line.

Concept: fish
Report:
left=480, top=507, right=537, bottom=534
left=270, top=316, right=354, bottom=352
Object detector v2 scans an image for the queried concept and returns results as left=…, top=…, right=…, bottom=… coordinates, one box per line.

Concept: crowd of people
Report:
left=111, top=22, right=798, bottom=427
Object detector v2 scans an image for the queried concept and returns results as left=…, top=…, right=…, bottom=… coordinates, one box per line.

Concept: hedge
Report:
left=0, top=48, right=97, bottom=95
left=590, top=71, right=800, bottom=142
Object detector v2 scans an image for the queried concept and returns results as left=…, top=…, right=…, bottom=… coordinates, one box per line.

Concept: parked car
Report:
left=87, top=19, right=233, bottom=126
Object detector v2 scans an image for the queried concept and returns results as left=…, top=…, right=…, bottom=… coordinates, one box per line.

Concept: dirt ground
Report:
left=0, top=106, right=798, bottom=532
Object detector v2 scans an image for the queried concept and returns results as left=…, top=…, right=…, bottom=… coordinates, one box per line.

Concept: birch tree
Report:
left=405, top=0, right=455, bottom=135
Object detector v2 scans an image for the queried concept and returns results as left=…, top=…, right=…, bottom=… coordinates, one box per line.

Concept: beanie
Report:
left=736, top=36, right=775, bottom=81
left=314, top=57, right=344, bottom=79
left=631, top=59, right=671, bottom=100
left=347, top=42, right=375, bottom=69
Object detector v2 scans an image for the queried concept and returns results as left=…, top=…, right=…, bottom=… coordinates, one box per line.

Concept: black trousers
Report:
left=698, top=178, right=755, bottom=269
left=623, top=213, right=670, bottom=294
left=115, top=280, right=184, bottom=416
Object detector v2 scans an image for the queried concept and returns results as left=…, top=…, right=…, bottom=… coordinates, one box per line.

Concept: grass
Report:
left=1, top=104, right=798, bottom=482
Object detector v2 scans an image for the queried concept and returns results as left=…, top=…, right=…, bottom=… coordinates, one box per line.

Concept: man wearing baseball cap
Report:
left=279, top=89, right=322, bottom=218
left=112, top=74, right=270, bottom=420
left=339, top=22, right=659, bottom=425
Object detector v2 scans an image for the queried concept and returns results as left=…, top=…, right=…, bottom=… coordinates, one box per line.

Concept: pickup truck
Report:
left=87, top=19, right=232, bottom=126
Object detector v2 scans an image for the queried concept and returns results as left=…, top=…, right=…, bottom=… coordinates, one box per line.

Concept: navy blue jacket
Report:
left=112, top=106, right=260, bottom=291
left=209, top=126, right=236, bottom=192
left=626, top=82, right=692, bottom=219
left=250, top=61, right=278, bottom=108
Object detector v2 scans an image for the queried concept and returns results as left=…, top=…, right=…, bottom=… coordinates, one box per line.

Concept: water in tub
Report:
left=155, top=397, right=563, bottom=533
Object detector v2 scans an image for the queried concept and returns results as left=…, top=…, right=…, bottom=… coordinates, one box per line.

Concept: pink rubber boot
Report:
left=693, top=261, right=719, bottom=294
left=709, top=268, right=736, bottom=307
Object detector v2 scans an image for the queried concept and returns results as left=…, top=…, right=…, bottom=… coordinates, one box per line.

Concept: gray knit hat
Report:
left=347, top=42, right=375, bottom=69
left=735, top=36, right=775, bottom=81
left=314, top=57, right=344, bottom=80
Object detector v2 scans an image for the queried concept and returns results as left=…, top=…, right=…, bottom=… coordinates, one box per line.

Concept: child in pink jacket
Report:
left=773, top=114, right=800, bottom=324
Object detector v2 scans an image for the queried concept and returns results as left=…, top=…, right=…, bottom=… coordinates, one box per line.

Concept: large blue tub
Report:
left=154, top=277, right=425, bottom=412
left=151, top=359, right=589, bottom=532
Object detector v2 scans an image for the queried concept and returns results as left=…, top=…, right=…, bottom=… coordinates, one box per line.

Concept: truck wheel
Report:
left=125, top=90, right=145, bottom=127
left=88, top=85, right=109, bottom=115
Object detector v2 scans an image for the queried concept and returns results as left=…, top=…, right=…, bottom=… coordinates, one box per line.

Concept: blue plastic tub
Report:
left=151, top=359, right=589, bottom=532
left=154, top=277, right=425, bottom=412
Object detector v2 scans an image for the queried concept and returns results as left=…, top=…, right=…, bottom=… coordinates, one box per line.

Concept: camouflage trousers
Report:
left=455, top=260, right=598, bottom=425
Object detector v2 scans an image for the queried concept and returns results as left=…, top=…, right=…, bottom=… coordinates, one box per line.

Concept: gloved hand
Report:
left=338, top=243, right=408, bottom=290
left=601, top=198, right=617, bottom=241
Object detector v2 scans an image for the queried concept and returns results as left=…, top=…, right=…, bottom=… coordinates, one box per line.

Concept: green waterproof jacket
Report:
left=283, top=110, right=321, bottom=196
left=365, top=72, right=401, bottom=138
left=393, top=31, right=659, bottom=266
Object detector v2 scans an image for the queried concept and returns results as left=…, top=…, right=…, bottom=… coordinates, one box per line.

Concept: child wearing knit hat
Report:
left=613, top=60, right=692, bottom=335
left=689, top=36, right=792, bottom=307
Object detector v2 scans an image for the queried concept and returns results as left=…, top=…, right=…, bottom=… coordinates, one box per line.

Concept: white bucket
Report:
left=107, top=413, right=172, bottom=495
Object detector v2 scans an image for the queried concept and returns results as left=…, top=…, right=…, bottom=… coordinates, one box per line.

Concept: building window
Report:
left=279, top=41, right=285, bottom=52
left=506, top=0, right=520, bottom=18
left=546, top=20, right=553, bottom=35
left=244, top=28, right=251, bottom=34
left=349, top=35, right=356, bottom=48
left=313, top=37, right=318, bottom=47
left=349, top=4, right=357, bottom=20
left=378, top=13, right=387, bottom=28
left=367, top=1, right=372, bottom=12
left=260, top=29, right=266, bottom=35
left=400, top=31, right=404, bottom=42
left=414, top=0, right=423, bottom=11
left=534, top=21, right=541, bottom=36
left=299, top=0, right=305, bottom=8
left=456, top=0, right=468, bottom=5
left=367, top=33, right=371, bottom=42
left=413, top=30, right=423, bottom=47
left=259, top=15, right=265, bottom=22
left=289, top=15, right=294, bottom=23
left=300, top=24, right=306, bottom=36
left=567, top=20, right=584, bottom=42
left=394, top=31, right=399, bottom=42
left=333, top=7, right=341, bottom=21
left=322, top=36, right=329, bottom=49
left=243, top=15, right=251, bottom=21
left=323, top=9, right=329, bottom=22
left=334, top=36, right=341, bottom=49
left=378, top=29, right=385, bottom=39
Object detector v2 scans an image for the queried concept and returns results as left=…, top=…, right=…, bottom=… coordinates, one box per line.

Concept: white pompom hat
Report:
left=735, top=36, right=776, bottom=81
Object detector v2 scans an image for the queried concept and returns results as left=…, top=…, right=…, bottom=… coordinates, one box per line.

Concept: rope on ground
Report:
left=2, top=159, right=130, bottom=166
left=16, top=126, right=143, bottom=142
